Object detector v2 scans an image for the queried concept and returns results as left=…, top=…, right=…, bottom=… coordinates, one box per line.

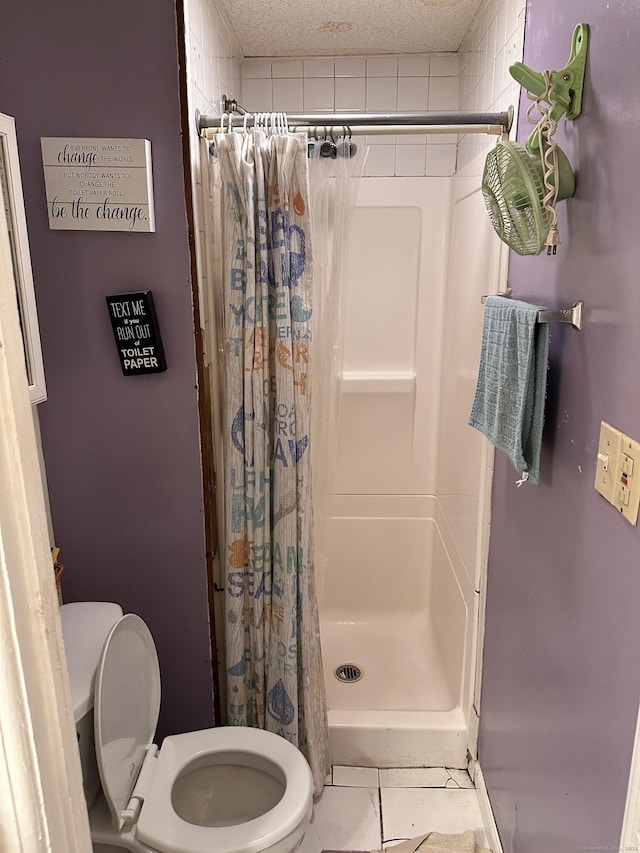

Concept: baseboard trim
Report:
left=470, top=760, right=503, bottom=853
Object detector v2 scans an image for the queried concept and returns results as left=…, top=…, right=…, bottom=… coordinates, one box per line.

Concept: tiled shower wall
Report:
left=458, top=0, right=526, bottom=170
left=242, top=55, right=460, bottom=177
left=183, top=0, right=241, bottom=359
left=184, top=0, right=241, bottom=124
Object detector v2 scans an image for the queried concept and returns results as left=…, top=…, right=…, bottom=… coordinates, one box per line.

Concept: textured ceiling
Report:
left=218, top=0, right=482, bottom=57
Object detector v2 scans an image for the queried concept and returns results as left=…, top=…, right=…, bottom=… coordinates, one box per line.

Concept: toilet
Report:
left=60, top=602, right=314, bottom=853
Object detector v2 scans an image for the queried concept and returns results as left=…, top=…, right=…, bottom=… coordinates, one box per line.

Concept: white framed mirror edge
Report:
left=0, top=111, right=47, bottom=404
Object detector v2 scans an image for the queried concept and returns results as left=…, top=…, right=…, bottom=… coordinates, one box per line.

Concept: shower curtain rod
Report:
left=196, top=103, right=514, bottom=137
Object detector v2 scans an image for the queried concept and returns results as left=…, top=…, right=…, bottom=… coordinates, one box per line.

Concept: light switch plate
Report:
left=594, top=421, right=622, bottom=504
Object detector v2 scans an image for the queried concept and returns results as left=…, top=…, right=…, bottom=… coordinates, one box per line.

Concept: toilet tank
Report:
left=60, top=602, right=123, bottom=808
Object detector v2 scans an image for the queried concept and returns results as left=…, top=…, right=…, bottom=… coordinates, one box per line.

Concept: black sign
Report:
left=106, top=291, right=166, bottom=376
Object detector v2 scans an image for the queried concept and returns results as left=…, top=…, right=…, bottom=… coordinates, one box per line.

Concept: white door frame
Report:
left=0, top=157, right=91, bottom=851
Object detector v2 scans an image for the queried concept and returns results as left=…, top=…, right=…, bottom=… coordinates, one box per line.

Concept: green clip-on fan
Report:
left=482, top=23, right=588, bottom=256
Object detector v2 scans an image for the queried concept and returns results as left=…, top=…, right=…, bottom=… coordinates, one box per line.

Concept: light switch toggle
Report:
left=594, top=422, right=622, bottom=505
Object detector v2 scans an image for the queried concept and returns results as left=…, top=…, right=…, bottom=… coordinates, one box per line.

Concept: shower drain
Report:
left=334, top=663, right=363, bottom=683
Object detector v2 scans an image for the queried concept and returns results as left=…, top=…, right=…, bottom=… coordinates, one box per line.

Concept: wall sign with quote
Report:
left=41, top=137, right=155, bottom=232
left=106, top=291, right=166, bottom=376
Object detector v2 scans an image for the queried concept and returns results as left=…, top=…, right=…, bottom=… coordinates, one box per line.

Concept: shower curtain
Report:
left=307, top=139, right=366, bottom=606
left=211, top=128, right=329, bottom=793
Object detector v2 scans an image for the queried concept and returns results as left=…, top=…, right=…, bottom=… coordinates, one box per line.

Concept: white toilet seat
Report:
left=136, top=727, right=313, bottom=853
left=93, top=613, right=313, bottom=853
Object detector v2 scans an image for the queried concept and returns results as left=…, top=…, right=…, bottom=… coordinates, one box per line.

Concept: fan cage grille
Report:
left=482, top=141, right=548, bottom=256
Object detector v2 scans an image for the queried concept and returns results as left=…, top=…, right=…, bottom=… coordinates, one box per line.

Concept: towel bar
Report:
left=481, top=295, right=584, bottom=330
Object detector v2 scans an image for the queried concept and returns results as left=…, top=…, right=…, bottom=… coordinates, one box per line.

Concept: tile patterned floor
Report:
left=300, top=766, right=490, bottom=853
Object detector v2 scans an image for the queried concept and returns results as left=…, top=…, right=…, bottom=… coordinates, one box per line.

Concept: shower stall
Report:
left=189, top=6, right=523, bottom=768
left=317, top=169, right=506, bottom=768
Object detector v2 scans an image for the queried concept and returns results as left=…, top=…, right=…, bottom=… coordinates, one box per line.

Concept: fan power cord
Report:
left=526, top=70, right=561, bottom=254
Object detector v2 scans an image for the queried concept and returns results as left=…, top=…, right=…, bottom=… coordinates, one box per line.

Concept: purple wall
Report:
left=479, top=2, right=640, bottom=849
left=0, top=0, right=214, bottom=739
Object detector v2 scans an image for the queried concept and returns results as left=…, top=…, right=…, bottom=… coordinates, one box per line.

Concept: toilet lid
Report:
left=94, top=613, right=160, bottom=830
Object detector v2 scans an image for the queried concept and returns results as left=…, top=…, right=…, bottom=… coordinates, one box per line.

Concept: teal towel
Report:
left=469, top=296, right=550, bottom=484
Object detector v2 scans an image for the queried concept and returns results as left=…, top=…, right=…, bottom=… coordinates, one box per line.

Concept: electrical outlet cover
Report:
left=615, top=432, right=640, bottom=526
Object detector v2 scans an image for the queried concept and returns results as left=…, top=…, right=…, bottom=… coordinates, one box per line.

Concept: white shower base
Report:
left=323, top=614, right=454, bottom=712
left=319, top=514, right=469, bottom=770
left=321, top=613, right=467, bottom=768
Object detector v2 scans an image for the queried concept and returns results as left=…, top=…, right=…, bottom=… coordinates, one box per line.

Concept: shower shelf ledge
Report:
left=341, top=371, right=416, bottom=394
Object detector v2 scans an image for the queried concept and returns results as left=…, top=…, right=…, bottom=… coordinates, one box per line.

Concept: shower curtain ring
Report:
left=228, top=112, right=234, bottom=133
left=243, top=113, right=250, bottom=133
left=219, top=112, right=227, bottom=133
left=307, top=126, right=319, bottom=157
left=346, top=125, right=357, bottom=157
left=320, top=126, right=334, bottom=158
left=330, top=127, right=338, bottom=158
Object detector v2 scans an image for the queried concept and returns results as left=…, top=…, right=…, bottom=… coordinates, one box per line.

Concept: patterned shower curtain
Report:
left=213, top=128, right=329, bottom=793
